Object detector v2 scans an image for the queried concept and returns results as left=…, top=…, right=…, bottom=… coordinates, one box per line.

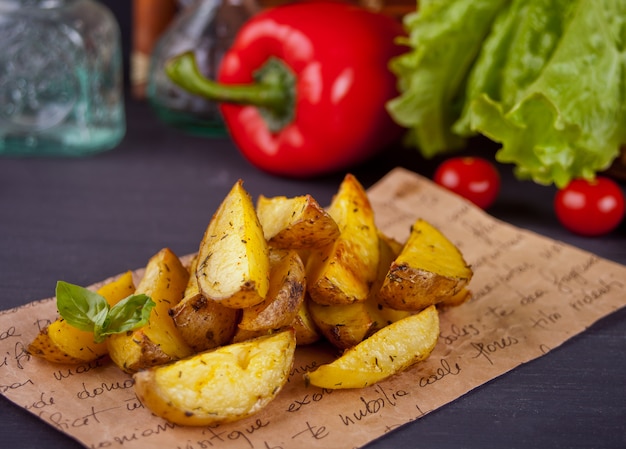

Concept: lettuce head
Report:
left=387, top=0, right=626, bottom=187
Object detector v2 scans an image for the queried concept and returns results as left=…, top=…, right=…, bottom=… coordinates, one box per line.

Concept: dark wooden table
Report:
left=1, top=98, right=624, bottom=449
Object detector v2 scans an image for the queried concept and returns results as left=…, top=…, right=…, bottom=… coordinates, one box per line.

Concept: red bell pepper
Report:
left=166, top=0, right=405, bottom=178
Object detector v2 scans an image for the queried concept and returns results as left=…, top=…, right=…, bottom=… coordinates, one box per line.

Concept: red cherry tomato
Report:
left=554, top=177, right=625, bottom=236
left=433, top=157, right=500, bottom=209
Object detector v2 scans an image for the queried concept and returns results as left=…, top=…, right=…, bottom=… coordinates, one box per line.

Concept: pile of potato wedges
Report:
left=28, top=174, right=473, bottom=426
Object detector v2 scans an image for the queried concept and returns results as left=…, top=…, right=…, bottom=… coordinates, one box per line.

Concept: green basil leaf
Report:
left=94, top=294, right=155, bottom=343
left=55, top=281, right=109, bottom=332
left=92, top=321, right=107, bottom=344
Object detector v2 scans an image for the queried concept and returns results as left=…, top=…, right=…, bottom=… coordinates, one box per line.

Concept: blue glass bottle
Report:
left=0, top=0, right=125, bottom=156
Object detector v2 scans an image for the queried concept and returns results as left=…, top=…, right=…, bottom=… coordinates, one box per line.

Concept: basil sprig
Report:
left=55, top=281, right=155, bottom=343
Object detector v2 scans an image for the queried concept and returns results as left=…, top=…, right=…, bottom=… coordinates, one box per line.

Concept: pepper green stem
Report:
left=165, top=51, right=296, bottom=133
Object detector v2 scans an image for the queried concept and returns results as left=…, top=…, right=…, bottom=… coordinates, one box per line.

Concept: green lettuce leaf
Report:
left=387, top=0, right=508, bottom=157
left=388, top=0, right=626, bottom=187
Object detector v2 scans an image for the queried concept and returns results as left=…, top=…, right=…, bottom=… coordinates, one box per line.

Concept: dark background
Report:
left=105, top=0, right=133, bottom=86
left=0, top=2, right=625, bottom=449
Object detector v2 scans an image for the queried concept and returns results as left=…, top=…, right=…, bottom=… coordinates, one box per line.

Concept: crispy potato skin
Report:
left=196, top=180, right=270, bottom=309
left=170, top=255, right=239, bottom=352
left=438, top=287, right=472, bottom=309
left=28, top=271, right=136, bottom=364
left=257, top=194, right=340, bottom=249
left=107, top=248, right=193, bottom=373
left=306, top=174, right=380, bottom=305
left=378, top=219, right=473, bottom=311
left=308, top=300, right=374, bottom=349
left=133, top=329, right=296, bottom=426
left=304, top=306, right=439, bottom=389
left=290, top=299, right=321, bottom=345
left=381, top=264, right=465, bottom=311
left=28, top=328, right=86, bottom=364
left=169, top=293, right=239, bottom=352
left=238, top=248, right=306, bottom=332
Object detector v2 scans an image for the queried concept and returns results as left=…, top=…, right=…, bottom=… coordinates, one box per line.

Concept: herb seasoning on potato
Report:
left=28, top=174, right=473, bottom=425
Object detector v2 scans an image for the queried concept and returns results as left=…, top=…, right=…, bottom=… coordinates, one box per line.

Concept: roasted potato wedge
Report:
left=308, top=299, right=375, bottom=349
left=169, top=255, right=239, bottom=353
left=196, top=180, right=270, bottom=309
left=308, top=231, right=413, bottom=349
left=378, top=230, right=403, bottom=259
left=133, top=328, right=296, bottom=426
left=28, top=329, right=85, bottom=364
left=230, top=326, right=269, bottom=343
left=304, top=305, right=439, bottom=389
left=378, top=219, right=473, bottom=311
left=306, top=174, right=380, bottom=305
left=438, top=286, right=472, bottom=309
left=107, top=248, right=193, bottom=373
left=308, top=231, right=412, bottom=349
left=30, top=174, right=477, bottom=427
left=365, top=299, right=414, bottom=334
left=290, top=298, right=321, bottom=345
left=366, top=231, right=413, bottom=332
left=28, top=271, right=136, bottom=364
left=257, top=194, right=340, bottom=249
left=238, top=248, right=306, bottom=332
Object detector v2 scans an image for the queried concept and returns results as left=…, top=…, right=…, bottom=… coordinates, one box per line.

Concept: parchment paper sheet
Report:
left=1, top=167, right=625, bottom=449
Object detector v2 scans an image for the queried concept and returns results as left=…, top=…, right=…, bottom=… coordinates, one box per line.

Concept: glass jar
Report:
left=147, top=0, right=259, bottom=137
left=0, top=0, right=125, bottom=156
